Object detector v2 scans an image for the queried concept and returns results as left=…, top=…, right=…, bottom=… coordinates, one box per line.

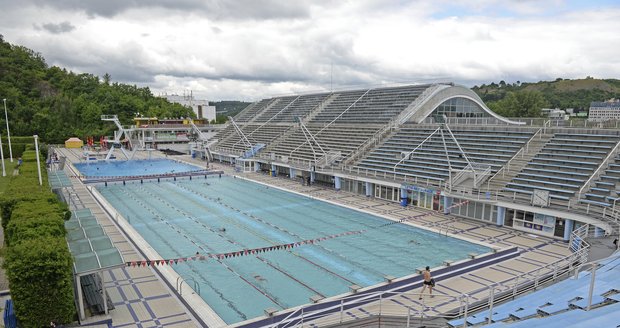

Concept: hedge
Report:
left=4, top=237, right=75, bottom=327
left=1, top=149, right=76, bottom=326
left=5, top=200, right=67, bottom=246
left=0, top=136, right=34, bottom=159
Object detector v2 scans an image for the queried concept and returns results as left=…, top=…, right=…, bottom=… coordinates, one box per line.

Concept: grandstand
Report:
left=205, top=82, right=620, bottom=327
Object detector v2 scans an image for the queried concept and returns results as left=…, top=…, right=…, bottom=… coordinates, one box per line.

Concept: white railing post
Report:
left=488, top=286, right=495, bottom=324
left=339, top=299, right=344, bottom=323
left=462, top=295, right=469, bottom=328
left=587, top=263, right=597, bottom=311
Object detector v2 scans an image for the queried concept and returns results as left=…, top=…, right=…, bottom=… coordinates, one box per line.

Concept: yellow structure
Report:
left=65, top=137, right=84, bottom=148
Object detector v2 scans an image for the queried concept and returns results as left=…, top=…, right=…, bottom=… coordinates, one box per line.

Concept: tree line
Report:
left=0, top=35, right=194, bottom=144
left=473, top=77, right=620, bottom=117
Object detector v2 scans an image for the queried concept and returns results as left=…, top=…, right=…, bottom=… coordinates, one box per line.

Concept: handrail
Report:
left=577, top=137, right=620, bottom=197
left=395, top=84, right=444, bottom=125
left=268, top=239, right=589, bottom=328
left=288, top=89, right=373, bottom=157
left=486, top=127, right=543, bottom=186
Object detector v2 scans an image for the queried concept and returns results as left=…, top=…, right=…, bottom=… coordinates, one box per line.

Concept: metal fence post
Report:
left=340, top=299, right=344, bottom=323
left=488, top=287, right=495, bottom=324
left=463, top=295, right=469, bottom=328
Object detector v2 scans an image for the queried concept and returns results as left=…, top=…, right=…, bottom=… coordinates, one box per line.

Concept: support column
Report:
left=563, top=219, right=574, bottom=242
left=77, top=275, right=85, bottom=320
left=310, top=171, right=316, bottom=183
left=365, top=182, right=373, bottom=197
left=271, top=163, right=276, bottom=177
left=289, top=167, right=296, bottom=179
left=443, top=196, right=452, bottom=215
left=400, top=187, right=408, bottom=207
left=594, top=226, right=605, bottom=238
left=496, top=206, right=506, bottom=226
left=334, top=176, right=341, bottom=190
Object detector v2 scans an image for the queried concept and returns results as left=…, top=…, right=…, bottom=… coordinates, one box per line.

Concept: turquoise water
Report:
left=96, top=176, right=489, bottom=324
left=74, top=159, right=201, bottom=177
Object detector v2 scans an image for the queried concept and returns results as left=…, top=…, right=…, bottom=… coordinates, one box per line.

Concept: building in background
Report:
left=588, top=99, right=620, bottom=121
left=165, top=93, right=217, bottom=122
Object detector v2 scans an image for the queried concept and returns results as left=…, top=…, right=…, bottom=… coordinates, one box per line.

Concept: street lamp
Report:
left=0, top=129, right=5, bottom=177
left=2, top=99, right=12, bottom=162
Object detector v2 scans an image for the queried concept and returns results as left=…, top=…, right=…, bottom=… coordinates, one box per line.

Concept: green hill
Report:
left=473, top=78, right=620, bottom=114
left=0, top=35, right=194, bottom=143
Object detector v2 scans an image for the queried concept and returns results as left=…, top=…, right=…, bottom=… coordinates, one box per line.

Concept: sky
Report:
left=1, top=0, right=619, bottom=101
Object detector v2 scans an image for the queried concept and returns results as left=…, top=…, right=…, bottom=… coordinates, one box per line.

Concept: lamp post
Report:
left=2, top=99, right=12, bottom=162
left=0, top=129, right=5, bottom=177
left=34, top=135, right=42, bottom=185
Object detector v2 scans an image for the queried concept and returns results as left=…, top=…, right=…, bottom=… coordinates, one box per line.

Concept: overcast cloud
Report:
left=1, top=0, right=619, bottom=100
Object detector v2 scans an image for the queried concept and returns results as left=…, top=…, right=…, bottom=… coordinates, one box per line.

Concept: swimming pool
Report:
left=74, top=159, right=202, bottom=177
left=95, top=176, right=490, bottom=324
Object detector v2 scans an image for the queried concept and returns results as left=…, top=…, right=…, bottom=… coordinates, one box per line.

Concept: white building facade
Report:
left=589, top=99, right=620, bottom=121
left=165, top=94, right=217, bottom=122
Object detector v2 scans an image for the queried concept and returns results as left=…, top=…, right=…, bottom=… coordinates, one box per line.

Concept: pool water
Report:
left=74, top=159, right=202, bottom=177
left=96, top=176, right=489, bottom=324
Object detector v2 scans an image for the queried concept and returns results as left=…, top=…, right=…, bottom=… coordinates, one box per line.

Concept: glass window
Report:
left=432, top=97, right=488, bottom=118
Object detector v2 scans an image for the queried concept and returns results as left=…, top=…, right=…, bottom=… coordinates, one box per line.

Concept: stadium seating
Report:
left=262, top=123, right=383, bottom=163
left=447, top=254, right=620, bottom=327
left=214, top=124, right=292, bottom=153
left=309, top=85, right=428, bottom=124
left=504, top=133, right=620, bottom=204
left=579, top=154, right=620, bottom=207
left=253, top=93, right=331, bottom=123
left=353, top=126, right=533, bottom=185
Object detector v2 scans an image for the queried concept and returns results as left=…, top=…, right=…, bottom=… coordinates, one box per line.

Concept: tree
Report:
left=488, top=90, right=548, bottom=117
left=103, top=73, right=111, bottom=85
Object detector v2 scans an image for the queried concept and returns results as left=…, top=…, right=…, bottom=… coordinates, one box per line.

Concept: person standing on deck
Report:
left=419, top=266, right=434, bottom=299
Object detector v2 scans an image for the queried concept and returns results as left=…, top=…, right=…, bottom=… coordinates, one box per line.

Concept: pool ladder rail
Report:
left=176, top=276, right=201, bottom=296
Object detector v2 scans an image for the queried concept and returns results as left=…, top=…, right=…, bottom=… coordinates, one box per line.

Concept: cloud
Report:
left=0, top=0, right=619, bottom=100
left=4, top=0, right=313, bottom=20
left=38, top=21, right=76, bottom=34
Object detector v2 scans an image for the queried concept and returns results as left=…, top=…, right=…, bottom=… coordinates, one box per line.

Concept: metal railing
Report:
left=267, top=238, right=590, bottom=328
left=577, top=138, right=620, bottom=198
left=396, top=84, right=446, bottom=125
left=270, top=290, right=471, bottom=328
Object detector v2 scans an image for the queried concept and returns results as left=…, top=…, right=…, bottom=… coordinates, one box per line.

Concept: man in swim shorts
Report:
left=419, top=266, right=433, bottom=299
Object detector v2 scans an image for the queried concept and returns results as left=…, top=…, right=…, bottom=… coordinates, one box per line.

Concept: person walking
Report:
left=419, top=266, right=434, bottom=299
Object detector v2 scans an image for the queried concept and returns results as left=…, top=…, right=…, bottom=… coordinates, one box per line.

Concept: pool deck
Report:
left=57, top=148, right=572, bottom=327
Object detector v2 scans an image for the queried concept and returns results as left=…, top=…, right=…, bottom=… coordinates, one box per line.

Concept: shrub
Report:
left=4, top=237, right=75, bottom=327
left=1, top=149, right=76, bottom=326
left=5, top=200, right=67, bottom=246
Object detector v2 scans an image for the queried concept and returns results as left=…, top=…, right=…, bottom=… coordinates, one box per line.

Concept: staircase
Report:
left=300, top=93, right=338, bottom=124
left=342, top=123, right=399, bottom=166
left=485, top=132, right=554, bottom=191
left=246, top=98, right=280, bottom=124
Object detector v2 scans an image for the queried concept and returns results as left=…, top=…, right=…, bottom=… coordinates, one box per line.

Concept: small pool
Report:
left=74, top=159, right=202, bottom=177
left=97, top=176, right=490, bottom=324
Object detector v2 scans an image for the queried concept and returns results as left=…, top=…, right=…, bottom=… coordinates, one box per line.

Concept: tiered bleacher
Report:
left=353, top=126, right=533, bottom=185
left=579, top=154, right=620, bottom=207
left=233, top=98, right=275, bottom=122
left=447, top=254, right=620, bottom=327
left=504, top=133, right=620, bottom=204
left=262, top=123, right=383, bottom=163
left=215, top=85, right=431, bottom=162
left=213, top=124, right=292, bottom=153
left=253, top=93, right=331, bottom=123
left=310, top=85, right=427, bottom=123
